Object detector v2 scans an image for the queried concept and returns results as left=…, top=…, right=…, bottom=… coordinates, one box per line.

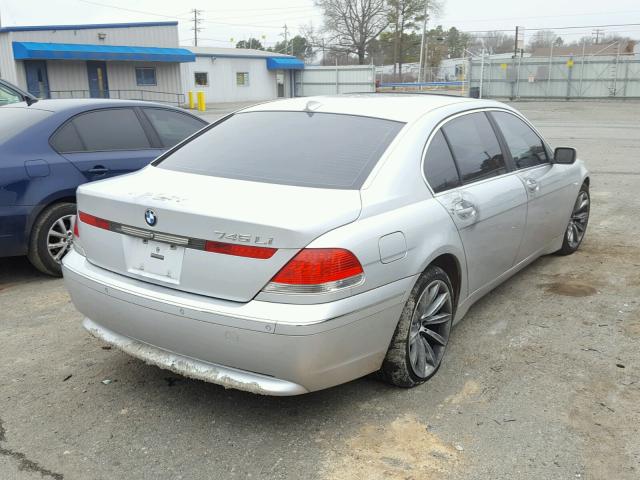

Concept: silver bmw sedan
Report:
left=62, top=94, right=590, bottom=395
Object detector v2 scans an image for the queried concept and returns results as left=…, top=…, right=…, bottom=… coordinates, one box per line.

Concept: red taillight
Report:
left=78, top=211, right=110, bottom=230
left=204, top=240, right=277, bottom=259
left=269, top=248, right=363, bottom=287
left=73, top=215, right=79, bottom=238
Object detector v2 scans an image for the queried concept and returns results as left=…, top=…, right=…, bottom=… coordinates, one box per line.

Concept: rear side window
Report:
left=0, top=108, right=52, bottom=144
left=156, top=111, right=404, bottom=189
left=491, top=111, right=548, bottom=169
left=71, top=108, right=151, bottom=151
left=50, top=122, right=84, bottom=153
left=423, top=130, right=460, bottom=193
left=442, top=112, right=506, bottom=184
left=143, top=108, right=205, bottom=147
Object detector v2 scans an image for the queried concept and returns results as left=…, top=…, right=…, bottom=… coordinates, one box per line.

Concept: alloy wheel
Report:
left=408, top=280, right=453, bottom=378
left=567, top=191, right=589, bottom=249
left=47, top=214, right=76, bottom=263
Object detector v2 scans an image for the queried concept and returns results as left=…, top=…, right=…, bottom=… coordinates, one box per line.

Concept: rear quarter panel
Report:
left=1, top=115, right=85, bottom=256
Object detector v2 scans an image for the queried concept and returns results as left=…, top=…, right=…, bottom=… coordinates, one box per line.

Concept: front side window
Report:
left=135, top=67, right=157, bottom=86
left=71, top=109, right=151, bottom=151
left=442, top=112, right=506, bottom=184
left=236, top=72, right=249, bottom=86
left=423, top=130, right=460, bottom=193
left=156, top=111, right=404, bottom=190
left=143, top=108, right=205, bottom=147
left=491, top=111, right=548, bottom=169
left=0, top=84, right=21, bottom=105
left=194, top=72, right=208, bottom=86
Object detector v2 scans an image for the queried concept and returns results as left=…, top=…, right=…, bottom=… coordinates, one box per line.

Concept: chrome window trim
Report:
left=420, top=107, right=552, bottom=197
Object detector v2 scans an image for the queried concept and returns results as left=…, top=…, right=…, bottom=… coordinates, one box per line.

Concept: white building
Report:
left=181, top=47, right=304, bottom=103
left=0, top=21, right=194, bottom=104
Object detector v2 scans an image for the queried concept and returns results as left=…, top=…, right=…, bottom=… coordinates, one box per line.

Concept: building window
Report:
left=194, top=72, right=209, bottom=86
left=236, top=72, right=249, bottom=87
left=135, top=67, right=157, bottom=86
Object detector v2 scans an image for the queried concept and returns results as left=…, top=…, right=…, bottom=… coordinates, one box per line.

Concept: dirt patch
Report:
left=446, top=380, right=481, bottom=405
left=623, top=316, right=640, bottom=338
left=541, top=281, right=598, bottom=297
left=322, top=414, right=460, bottom=480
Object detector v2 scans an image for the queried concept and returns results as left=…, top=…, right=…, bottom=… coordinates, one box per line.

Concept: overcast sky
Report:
left=1, top=0, right=639, bottom=48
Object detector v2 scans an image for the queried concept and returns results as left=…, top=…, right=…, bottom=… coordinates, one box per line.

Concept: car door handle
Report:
left=452, top=200, right=477, bottom=220
left=88, top=166, right=109, bottom=175
left=524, top=178, right=539, bottom=192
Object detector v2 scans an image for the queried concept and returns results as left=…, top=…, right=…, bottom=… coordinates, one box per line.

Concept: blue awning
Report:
left=12, top=42, right=195, bottom=63
left=266, top=57, right=304, bottom=70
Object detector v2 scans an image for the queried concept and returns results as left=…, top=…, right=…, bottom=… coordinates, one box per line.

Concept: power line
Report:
left=76, top=0, right=190, bottom=20
left=460, top=22, right=640, bottom=34
left=439, top=9, right=640, bottom=25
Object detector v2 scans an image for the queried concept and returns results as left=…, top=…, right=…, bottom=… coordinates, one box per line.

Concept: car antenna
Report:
left=304, top=100, right=321, bottom=116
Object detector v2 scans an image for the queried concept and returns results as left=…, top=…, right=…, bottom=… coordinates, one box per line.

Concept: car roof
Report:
left=243, top=93, right=508, bottom=123
left=1, top=98, right=183, bottom=114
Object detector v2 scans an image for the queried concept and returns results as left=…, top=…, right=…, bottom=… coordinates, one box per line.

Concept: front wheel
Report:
left=380, top=266, right=455, bottom=388
left=27, top=202, right=77, bottom=277
left=556, top=184, right=590, bottom=256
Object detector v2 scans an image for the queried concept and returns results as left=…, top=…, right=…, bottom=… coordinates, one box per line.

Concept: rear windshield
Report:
left=0, top=107, right=52, bottom=144
left=155, top=111, right=404, bottom=189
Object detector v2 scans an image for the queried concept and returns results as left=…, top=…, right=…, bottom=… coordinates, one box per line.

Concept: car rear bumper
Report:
left=62, top=250, right=414, bottom=395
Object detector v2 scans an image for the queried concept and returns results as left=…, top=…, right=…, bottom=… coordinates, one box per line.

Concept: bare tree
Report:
left=528, top=30, right=559, bottom=50
left=315, top=0, right=391, bottom=64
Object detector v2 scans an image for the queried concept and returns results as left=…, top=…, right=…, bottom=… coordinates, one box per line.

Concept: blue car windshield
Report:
left=0, top=107, right=52, bottom=144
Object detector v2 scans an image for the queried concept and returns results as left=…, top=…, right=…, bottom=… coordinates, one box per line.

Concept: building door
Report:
left=276, top=71, right=285, bottom=97
left=87, top=61, right=109, bottom=98
left=24, top=60, right=50, bottom=98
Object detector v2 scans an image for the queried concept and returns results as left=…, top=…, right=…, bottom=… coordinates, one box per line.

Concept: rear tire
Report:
left=380, top=266, right=455, bottom=388
left=556, top=183, right=590, bottom=256
left=27, top=202, right=76, bottom=277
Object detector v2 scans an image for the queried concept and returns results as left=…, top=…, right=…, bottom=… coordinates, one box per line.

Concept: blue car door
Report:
left=50, top=107, right=163, bottom=180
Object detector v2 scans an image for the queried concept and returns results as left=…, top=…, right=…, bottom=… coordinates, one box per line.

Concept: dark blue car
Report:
left=0, top=99, right=207, bottom=275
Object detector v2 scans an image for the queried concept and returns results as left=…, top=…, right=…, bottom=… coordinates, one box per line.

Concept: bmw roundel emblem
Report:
left=144, top=209, right=157, bottom=227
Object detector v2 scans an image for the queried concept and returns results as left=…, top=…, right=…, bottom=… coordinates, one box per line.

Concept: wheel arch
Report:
left=428, top=253, right=462, bottom=306
left=26, top=193, right=77, bottom=244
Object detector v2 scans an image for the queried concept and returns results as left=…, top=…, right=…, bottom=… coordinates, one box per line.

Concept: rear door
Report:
left=489, top=111, right=576, bottom=261
left=428, top=111, right=528, bottom=295
left=51, top=108, right=162, bottom=181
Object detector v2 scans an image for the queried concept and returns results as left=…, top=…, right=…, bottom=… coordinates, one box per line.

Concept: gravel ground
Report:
left=1, top=100, right=638, bottom=480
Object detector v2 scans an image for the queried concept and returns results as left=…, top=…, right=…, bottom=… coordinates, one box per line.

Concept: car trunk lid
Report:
left=76, top=167, right=362, bottom=302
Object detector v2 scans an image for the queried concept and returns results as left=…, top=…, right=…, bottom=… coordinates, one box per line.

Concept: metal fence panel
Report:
left=470, top=55, right=640, bottom=100
left=295, top=66, right=375, bottom=96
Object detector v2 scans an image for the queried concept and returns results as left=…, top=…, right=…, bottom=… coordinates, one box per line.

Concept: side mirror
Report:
left=554, top=147, right=577, bottom=164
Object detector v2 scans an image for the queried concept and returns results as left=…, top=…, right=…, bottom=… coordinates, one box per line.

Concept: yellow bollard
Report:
left=188, top=90, right=195, bottom=109
left=197, top=91, right=206, bottom=112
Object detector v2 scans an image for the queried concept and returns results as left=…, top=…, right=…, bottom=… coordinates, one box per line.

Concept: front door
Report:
left=488, top=111, right=577, bottom=261
left=87, top=61, right=109, bottom=98
left=276, top=71, right=285, bottom=97
left=24, top=60, right=50, bottom=98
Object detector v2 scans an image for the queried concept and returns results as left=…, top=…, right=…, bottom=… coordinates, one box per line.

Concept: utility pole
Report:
left=592, top=28, right=604, bottom=44
left=282, top=24, right=289, bottom=55
left=418, top=0, right=429, bottom=83
left=191, top=9, right=203, bottom=47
